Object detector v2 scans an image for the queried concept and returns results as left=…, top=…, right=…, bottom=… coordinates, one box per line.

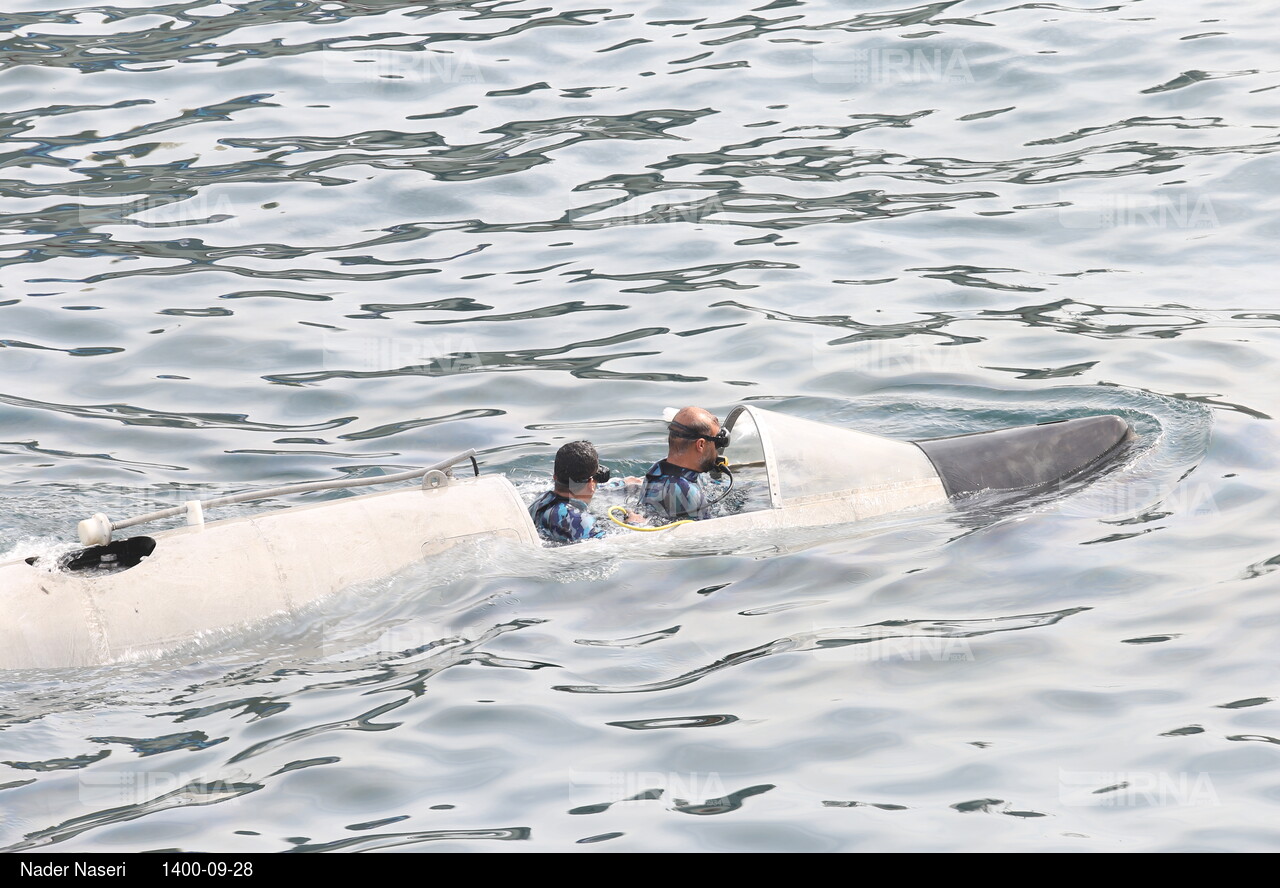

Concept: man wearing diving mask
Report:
left=530, top=440, right=641, bottom=544
left=638, top=406, right=730, bottom=522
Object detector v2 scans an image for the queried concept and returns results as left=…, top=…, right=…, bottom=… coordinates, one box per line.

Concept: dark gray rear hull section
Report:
left=916, top=415, right=1134, bottom=498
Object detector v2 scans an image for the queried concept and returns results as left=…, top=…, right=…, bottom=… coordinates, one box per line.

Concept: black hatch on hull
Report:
left=915, top=415, right=1134, bottom=498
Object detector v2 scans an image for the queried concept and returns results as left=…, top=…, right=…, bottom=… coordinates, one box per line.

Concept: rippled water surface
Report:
left=2, top=0, right=1279, bottom=853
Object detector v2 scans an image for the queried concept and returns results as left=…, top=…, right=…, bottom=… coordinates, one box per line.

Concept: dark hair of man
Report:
left=554, top=440, right=600, bottom=487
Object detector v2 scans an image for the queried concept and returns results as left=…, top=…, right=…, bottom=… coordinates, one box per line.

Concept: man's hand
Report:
left=624, top=510, right=645, bottom=525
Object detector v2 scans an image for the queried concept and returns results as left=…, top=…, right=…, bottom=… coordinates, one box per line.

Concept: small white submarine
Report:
left=0, top=406, right=1133, bottom=670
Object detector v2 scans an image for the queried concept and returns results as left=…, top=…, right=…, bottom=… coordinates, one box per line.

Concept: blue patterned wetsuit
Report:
left=529, top=491, right=607, bottom=545
left=638, top=460, right=711, bottom=522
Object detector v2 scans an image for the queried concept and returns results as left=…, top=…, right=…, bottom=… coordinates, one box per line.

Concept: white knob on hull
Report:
left=78, top=513, right=113, bottom=547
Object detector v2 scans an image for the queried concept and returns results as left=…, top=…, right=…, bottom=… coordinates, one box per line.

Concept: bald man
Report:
left=638, top=406, right=728, bottom=522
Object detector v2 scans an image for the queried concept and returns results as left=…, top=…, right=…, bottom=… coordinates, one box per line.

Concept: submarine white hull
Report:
left=0, top=476, right=537, bottom=671
left=0, top=409, right=1133, bottom=671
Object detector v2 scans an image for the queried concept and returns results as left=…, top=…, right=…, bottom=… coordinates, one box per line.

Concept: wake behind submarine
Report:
left=0, top=406, right=1133, bottom=670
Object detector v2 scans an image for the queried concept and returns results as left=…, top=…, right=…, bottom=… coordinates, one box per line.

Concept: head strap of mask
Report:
left=669, top=419, right=729, bottom=450
left=558, top=465, right=611, bottom=486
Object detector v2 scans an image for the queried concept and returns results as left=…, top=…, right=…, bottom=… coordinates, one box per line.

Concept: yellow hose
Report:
left=608, top=506, right=692, bottom=532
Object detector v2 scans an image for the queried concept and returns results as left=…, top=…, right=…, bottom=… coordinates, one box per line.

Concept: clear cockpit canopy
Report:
left=723, top=406, right=939, bottom=508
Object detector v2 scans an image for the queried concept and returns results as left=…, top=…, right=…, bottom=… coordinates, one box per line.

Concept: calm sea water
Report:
left=1, top=0, right=1279, bottom=853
